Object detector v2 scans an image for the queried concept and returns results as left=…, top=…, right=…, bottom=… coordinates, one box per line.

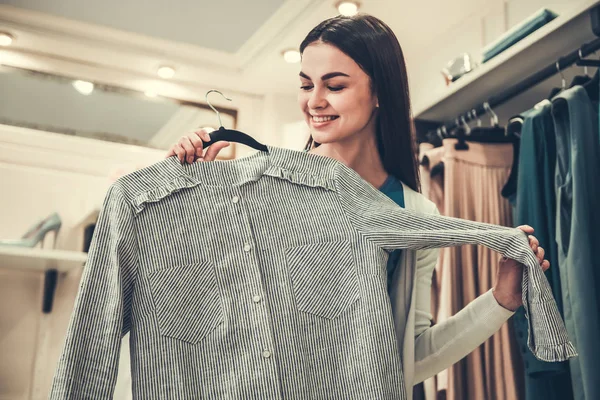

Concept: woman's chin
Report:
left=311, top=130, right=341, bottom=144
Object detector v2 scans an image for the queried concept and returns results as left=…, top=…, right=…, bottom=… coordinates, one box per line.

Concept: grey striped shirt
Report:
left=50, top=145, right=576, bottom=399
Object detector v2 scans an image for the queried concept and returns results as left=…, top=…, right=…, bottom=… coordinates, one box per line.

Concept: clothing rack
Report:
left=426, top=6, right=600, bottom=136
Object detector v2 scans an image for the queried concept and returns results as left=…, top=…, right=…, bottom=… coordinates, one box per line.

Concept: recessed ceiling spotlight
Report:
left=0, top=32, right=14, bottom=47
left=72, top=80, right=94, bottom=95
left=157, top=66, right=175, bottom=79
left=336, top=1, right=360, bottom=16
left=282, top=49, right=301, bottom=64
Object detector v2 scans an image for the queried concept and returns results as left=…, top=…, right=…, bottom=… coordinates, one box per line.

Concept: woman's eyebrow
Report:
left=299, top=71, right=350, bottom=81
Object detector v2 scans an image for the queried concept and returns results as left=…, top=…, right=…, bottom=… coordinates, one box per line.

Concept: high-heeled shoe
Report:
left=0, top=212, right=62, bottom=249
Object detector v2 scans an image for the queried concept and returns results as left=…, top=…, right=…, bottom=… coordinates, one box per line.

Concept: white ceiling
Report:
left=0, top=0, right=579, bottom=111
left=1, top=0, right=288, bottom=52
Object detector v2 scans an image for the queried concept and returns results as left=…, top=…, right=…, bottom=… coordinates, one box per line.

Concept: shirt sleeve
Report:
left=333, top=164, right=518, bottom=380
left=50, top=183, right=139, bottom=399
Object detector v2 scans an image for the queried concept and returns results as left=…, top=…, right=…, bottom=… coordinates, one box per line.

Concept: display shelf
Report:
left=0, top=247, right=87, bottom=313
left=413, top=0, right=600, bottom=122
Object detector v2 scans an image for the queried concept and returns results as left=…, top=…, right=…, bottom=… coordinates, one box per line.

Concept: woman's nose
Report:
left=307, top=89, right=327, bottom=109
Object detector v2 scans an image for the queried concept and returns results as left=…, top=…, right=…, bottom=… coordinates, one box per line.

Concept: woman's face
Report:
left=298, top=42, right=378, bottom=145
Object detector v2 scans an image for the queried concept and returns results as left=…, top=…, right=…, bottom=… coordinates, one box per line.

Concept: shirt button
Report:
left=243, top=243, right=251, bottom=252
left=262, top=350, right=272, bottom=359
left=253, top=295, right=262, bottom=303
left=232, top=196, right=239, bottom=204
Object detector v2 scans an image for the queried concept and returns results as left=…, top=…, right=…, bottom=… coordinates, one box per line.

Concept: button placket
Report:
left=232, top=188, right=275, bottom=370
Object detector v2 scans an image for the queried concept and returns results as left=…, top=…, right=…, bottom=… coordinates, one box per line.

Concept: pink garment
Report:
left=435, top=139, right=524, bottom=400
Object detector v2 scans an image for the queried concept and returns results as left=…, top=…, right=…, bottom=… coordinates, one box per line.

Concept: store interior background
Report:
left=0, top=0, right=595, bottom=398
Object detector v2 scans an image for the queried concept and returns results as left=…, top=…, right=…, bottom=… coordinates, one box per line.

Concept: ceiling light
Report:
left=144, top=90, right=158, bottom=98
left=336, top=1, right=360, bottom=16
left=72, top=80, right=94, bottom=95
left=0, top=32, right=14, bottom=47
left=282, top=49, right=301, bottom=64
left=157, top=66, right=175, bottom=79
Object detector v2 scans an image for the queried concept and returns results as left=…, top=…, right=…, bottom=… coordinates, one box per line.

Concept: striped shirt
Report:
left=50, top=145, right=576, bottom=399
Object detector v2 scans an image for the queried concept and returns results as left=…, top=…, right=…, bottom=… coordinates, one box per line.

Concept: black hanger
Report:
left=501, top=116, right=523, bottom=199
left=454, top=117, right=470, bottom=150
left=202, top=90, right=268, bottom=152
left=570, top=49, right=593, bottom=88
left=583, top=67, right=599, bottom=102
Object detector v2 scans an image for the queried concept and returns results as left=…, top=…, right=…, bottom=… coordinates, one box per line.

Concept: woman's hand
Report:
left=165, top=128, right=231, bottom=164
left=492, top=225, right=550, bottom=311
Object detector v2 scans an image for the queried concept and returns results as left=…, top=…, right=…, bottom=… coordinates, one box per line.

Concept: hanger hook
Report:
left=460, top=115, right=471, bottom=134
left=555, top=60, right=566, bottom=89
left=578, top=49, right=589, bottom=76
left=436, top=127, right=444, bottom=140
left=483, top=102, right=498, bottom=126
left=205, top=89, right=232, bottom=127
left=472, top=108, right=481, bottom=127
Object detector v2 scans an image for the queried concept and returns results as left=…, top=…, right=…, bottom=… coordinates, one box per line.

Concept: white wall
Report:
left=408, top=0, right=587, bottom=119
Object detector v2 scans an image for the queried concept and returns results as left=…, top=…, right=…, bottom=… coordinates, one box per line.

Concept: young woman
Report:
left=165, top=13, right=548, bottom=398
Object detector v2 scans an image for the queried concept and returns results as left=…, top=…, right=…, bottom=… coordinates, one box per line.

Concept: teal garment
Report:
left=482, top=9, right=557, bottom=63
left=378, top=175, right=405, bottom=288
left=513, top=105, right=573, bottom=400
left=553, top=86, right=600, bottom=400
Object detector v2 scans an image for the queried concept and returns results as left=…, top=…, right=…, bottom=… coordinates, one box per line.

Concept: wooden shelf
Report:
left=0, top=247, right=86, bottom=313
left=0, top=247, right=86, bottom=273
left=413, top=0, right=600, bottom=122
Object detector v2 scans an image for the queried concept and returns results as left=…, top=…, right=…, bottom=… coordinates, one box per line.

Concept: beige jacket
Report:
left=392, top=183, right=515, bottom=399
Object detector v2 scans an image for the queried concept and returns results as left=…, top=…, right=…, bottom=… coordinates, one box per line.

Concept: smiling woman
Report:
left=166, top=13, right=553, bottom=400
left=298, top=15, right=420, bottom=192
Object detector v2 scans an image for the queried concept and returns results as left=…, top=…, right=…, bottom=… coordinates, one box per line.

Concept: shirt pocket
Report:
left=148, top=261, right=223, bottom=344
left=284, top=240, right=359, bottom=319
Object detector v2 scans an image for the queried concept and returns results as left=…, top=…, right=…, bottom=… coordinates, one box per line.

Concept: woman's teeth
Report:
left=312, top=116, right=338, bottom=123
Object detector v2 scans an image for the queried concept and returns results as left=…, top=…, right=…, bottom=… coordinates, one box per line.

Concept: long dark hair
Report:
left=300, top=14, right=420, bottom=192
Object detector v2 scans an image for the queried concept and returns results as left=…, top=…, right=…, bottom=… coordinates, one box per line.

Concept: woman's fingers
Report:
left=517, top=225, right=534, bottom=234
left=188, top=131, right=206, bottom=159
left=542, top=260, right=550, bottom=271
left=173, top=143, right=186, bottom=163
left=537, top=246, right=545, bottom=263
left=204, top=141, right=230, bottom=162
left=528, top=235, right=539, bottom=252
left=178, top=136, right=196, bottom=164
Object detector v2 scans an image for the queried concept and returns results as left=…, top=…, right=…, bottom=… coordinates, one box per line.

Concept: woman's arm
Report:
left=411, top=206, right=515, bottom=384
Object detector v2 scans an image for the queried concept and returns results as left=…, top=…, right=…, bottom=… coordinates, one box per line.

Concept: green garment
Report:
left=513, top=103, right=573, bottom=400
left=553, top=86, right=600, bottom=400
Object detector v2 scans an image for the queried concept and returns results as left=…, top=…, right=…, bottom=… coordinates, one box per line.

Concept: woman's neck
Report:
left=309, top=135, right=388, bottom=189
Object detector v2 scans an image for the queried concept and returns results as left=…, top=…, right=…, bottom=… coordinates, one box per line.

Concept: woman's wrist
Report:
left=492, top=287, right=521, bottom=312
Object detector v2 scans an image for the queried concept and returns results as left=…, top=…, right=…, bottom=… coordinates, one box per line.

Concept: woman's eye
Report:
left=329, top=86, right=344, bottom=92
left=300, top=85, right=313, bottom=91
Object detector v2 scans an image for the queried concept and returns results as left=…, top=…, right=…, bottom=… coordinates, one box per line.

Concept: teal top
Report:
left=378, top=175, right=405, bottom=288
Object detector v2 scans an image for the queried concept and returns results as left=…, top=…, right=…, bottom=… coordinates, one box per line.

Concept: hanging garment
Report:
left=50, top=146, right=575, bottom=399
left=552, top=86, right=600, bottom=400
left=419, top=143, right=445, bottom=215
left=513, top=104, right=573, bottom=400
left=437, top=139, right=524, bottom=400
left=418, top=143, right=446, bottom=400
